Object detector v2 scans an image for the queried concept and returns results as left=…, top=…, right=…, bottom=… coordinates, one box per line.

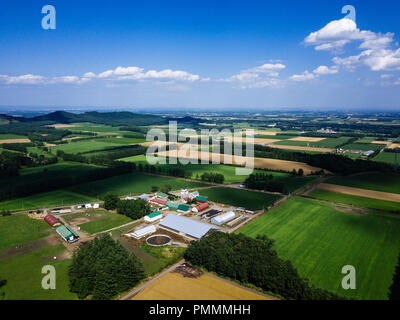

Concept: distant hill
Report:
left=166, top=115, right=201, bottom=125
left=25, top=111, right=167, bottom=127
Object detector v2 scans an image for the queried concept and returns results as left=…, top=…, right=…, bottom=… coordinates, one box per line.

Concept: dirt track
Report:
left=317, top=183, right=400, bottom=203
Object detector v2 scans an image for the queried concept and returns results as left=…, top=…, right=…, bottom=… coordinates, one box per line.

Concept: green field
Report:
left=199, top=187, right=282, bottom=210
left=97, top=137, right=146, bottom=145
left=342, top=143, right=385, bottom=152
left=120, top=154, right=317, bottom=189
left=0, top=244, right=76, bottom=300
left=326, top=172, right=400, bottom=194
left=0, top=134, right=28, bottom=140
left=0, top=215, right=50, bottom=250
left=78, top=210, right=133, bottom=234
left=50, top=140, right=126, bottom=154
left=308, top=189, right=400, bottom=212
left=0, top=190, right=97, bottom=212
left=26, top=147, right=54, bottom=158
left=373, top=151, right=397, bottom=164
left=69, top=172, right=207, bottom=198
left=237, top=197, right=400, bottom=299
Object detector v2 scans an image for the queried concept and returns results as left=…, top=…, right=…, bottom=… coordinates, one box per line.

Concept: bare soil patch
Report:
left=318, top=183, right=400, bottom=203
left=174, top=263, right=203, bottom=278
left=333, top=205, right=368, bottom=216
left=0, top=138, right=30, bottom=144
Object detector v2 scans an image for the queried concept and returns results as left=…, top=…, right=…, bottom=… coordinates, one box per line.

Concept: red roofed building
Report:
left=151, top=198, right=168, bottom=206
left=192, top=202, right=209, bottom=213
left=44, top=214, right=61, bottom=227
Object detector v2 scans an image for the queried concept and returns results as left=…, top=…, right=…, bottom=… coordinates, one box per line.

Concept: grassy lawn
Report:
left=199, top=187, right=282, bottom=210
left=326, top=172, right=400, bottom=194
left=308, top=189, right=400, bottom=212
left=139, top=244, right=186, bottom=276
left=78, top=210, right=133, bottom=234
left=0, top=215, right=50, bottom=250
left=0, top=190, right=97, bottom=212
left=69, top=172, right=208, bottom=197
left=237, top=197, right=400, bottom=299
left=0, top=244, right=76, bottom=300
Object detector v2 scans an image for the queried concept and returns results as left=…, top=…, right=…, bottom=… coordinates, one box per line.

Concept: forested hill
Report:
left=0, top=110, right=167, bottom=127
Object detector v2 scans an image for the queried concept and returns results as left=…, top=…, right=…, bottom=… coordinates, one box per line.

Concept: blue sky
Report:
left=1, top=0, right=400, bottom=111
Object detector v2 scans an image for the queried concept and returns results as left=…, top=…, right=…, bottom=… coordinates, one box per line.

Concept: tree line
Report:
left=103, top=193, right=151, bottom=220
left=184, top=231, right=343, bottom=300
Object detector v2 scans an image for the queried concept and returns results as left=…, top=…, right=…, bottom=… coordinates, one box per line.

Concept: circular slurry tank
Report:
left=146, top=234, right=171, bottom=246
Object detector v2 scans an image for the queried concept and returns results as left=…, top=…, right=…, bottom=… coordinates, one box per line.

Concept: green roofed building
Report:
left=167, top=201, right=180, bottom=210
left=178, top=204, right=191, bottom=213
left=144, top=211, right=163, bottom=222
left=157, top=192, right=168, bottom=199
left=56, top=225, right=79, bottom=243
left=196, top=196, right=208, bottom=203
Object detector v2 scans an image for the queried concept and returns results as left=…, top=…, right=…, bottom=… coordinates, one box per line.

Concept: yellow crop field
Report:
left=268, top=144, right=334, bottom=153
left=288, top=137, right=326, bottom=142
left=0, top=138, right=31, bottom=144
left=133, top=273, right=270, bottom=300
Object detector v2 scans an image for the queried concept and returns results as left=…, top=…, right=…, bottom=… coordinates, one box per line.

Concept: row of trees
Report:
left=244, top=173, right=287, bottom=194
left=184, top=231, right=342, bottom=300
left=68, top=235, right=145, bottom=299
left=199, top=172, right=224, bottom=183
left=104, top=193, right=151, bottom=220
left=0, top=151, right=34, bottom=179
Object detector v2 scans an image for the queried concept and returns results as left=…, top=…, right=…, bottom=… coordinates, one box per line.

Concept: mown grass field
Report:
left=199, top=187, right=282, bottom=210
left=69, top=172, right=208, bottom=198
left=97, top=137, right=146, bottom=145
left=0, top=134, right=28, bottom=140
left=308, top=189, right=400, bottom=212
left=326, top=172, right=400, bottom=194
left=78, top=210, right=133, bottom=234
left=0, top=214, right=50, bottom=250
left=0, top=190, right=97, bottom=212
left=0, top=244, right=76, bottom=300
left=237, top=197, right=400, bottom=299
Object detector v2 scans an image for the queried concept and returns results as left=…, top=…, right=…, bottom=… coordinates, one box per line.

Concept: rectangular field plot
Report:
left=308, top=189, right=400, bottom=212
left=373, top=152, right=397, bottom=164
left=237, top=197, right=400, bottom=299
left=341, top=143, right=386, bottom=151
left=133, top=272, right=269, bottom=300
left=326, top=172, right=400, bottom=194
left=0, top=190, right=97, bottom=212
left=199, top=187, right=282, bottom=210
left=77, top=210, right=133, bottom=234
left=69, top=172, right=208, bottom=197
left=50, top=140, right=126, bottom=154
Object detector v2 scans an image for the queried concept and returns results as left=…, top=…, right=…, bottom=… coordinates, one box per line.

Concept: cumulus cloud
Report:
left=305, top=18, right=400, bottom=72
left=289, top=65, right=338, bottom=82
left=222, top=63, right=286, bottom=88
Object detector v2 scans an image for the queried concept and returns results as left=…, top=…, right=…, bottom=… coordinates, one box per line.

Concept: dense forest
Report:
left=244, top=173, right=288, bottom=194
left=184, top=231, right=342, bottom=300
left=68, top=235, right=145, bottom=299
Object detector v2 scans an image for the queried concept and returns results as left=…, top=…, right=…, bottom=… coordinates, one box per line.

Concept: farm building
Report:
left=85, top=203, right=92, bottom=209
left=211, top=211, right=236, bottom=225
left=123, top=196, right=136, bottom=200
left=138, top=194, right=153, bottom=201
left=177, top=204, right=191, bottom=214
left=43, top=214, right=61, bottom=227
left=156, top=192, right=168, bottom=199
left=192, top=202, right=209, bottom=213
left=167, top=201, right=180, bottom=210
left=126, top=225, right=157, bottom=239
left=56, top=225, right=79, bottom=243
left=362, top=150, right=375, bottom=157
left=151, top=198, right=168, bottom=206
left=144, top=211, right=163, bottom=223
left=196, top=196, right=208, bottom=203
left=159, top=214, right=218, bottom=239
left=93, top=203, right=100, bottom=209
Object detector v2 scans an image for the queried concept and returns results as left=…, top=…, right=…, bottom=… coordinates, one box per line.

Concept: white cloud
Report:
left=222, top=63, right=286, bottom=88
left=313, top=65, right=338, bottom=75
left=0, top=74, right=46, bottom=84
left=289, top=71, right=316, bottom=82
left=306, top=18, right=400, bottom=72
